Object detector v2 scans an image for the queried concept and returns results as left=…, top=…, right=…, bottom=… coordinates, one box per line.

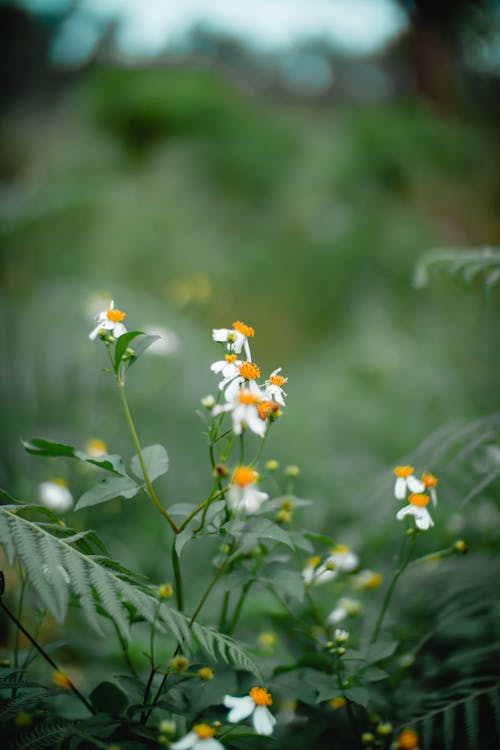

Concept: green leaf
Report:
left=343, top=686, right=370, bottom=708
left=264, top=566, right=304, bottom=602
left=360, top=666, right=388, bottom=682
left=130, top=444, right=169, bottom=482
left=174, top=528, right=194, bottom=557
left=244, top=518, right=294, bottom=549
left=114, top=331, right=160, bottom=373
left=90, top=681, right=129, bottom=716
left=364, top=640, right=398, bottom=664
left=22, top=438, right=127, bottom=476
left=75, top=476, right=142, bottom=511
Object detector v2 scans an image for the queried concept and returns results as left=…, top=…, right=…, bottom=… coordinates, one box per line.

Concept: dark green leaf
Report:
left=264, top=566, right=304, bottom=602
left=113, top=331, right=145, bottom=372
left=90, top=681, right=129, bottom=716
left=75, top=476, right=142, bottom=511
left=364, top=641, right=398, bottom=664
left=245, top=518, right=294, bottom=549
left=175, top=528, right=194, bottom=557
left=22, top=438, right=127, bottom=476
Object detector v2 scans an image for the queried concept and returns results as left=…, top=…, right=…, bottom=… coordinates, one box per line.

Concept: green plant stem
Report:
left=172, top=544, right=184, bottom=612
left=227, top=580, right=253, bottom=635
left=370, top=533, right=417, bottom=644
left=117, top=382, right=179, bottom=535
left=250, top=429, right=269, bottom=467
left=182, top=485, right=227, bottom=534
left=239, top=433, right=245, bottom=464
left=189, top=564, right=226, bottom=627
left=219, top=590, right=230, bottom=630
left=0, top=599, right=95, bottom=715
left=13, top=570, right=27, bottom=672
left=113, top=621, right=138, bottom=679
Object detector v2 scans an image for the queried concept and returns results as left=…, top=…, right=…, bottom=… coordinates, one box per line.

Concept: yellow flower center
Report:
left=396, top=728, right=419, bottom=749
left=332, top=544, right=349, bottom=554
left=238, top=390, right=259, bottom=405
left=232, top=466, right=258, bottom=487
left=394, top=466, right=414, bottom=478
left=52, top=478, right=68, bottom=488
left=329, top=696, right=347, bottom=710
left=106, top=308, right=126, bottom=322
left=249, top=686, right=273, bottom=706
left=86, top=438, right=107, bottom=457
left=361, top=572, right=382, bottom=589
left=421, top=472, right=438, bottom=488
left=193, top=724, right=216, bottom=739
left=307, top=555, right=321, bottom=567
left=269, top=374, right=287, bottom=386
left=233, top=320, right=254, bottom=338
left=409, top=493, right=429, bottom=507
left=225, top=353, right=238, bottom=363
left=257, top=400, right=278, bottom=420
left=239, top=361, right=260, bottom=380
left=53, top=670, right=71, bottom=690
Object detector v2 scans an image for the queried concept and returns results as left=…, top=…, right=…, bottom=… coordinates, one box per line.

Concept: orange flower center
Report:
left=239, top=361, right=260, bottom=379
left=257, top=400, right=278, bottom=420
left=396, top=728, right=419, bottom=750
left=232, top=466, right=258, bottom=487
left=307, top=555, right=321, bottom=567
left=409, top=493, right=429, bottom=507
left=394, top=465, right=414, bottom=478
left=225, top=353, right=238, bottom=363
left=421, top=472, right=437, bottom=488
left=233, top=320, right=254, bottom=338
left=52, top=478, right=68, bottom=488
left=269, top=374, right=287, bottom=386
left=194, top=724, right=216, bottom=739
left=238, top=390, right=259, bottom=405
left=53, top=671, right=71, bottom=690
left=332, top=544, right=349, bottom=554
left=106, top=308, right=126, bottom=322
left=249, top=686, right=272, bottom=706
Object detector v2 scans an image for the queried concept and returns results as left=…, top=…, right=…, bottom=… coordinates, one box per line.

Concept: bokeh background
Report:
left=1, top=0, right=500, bottom=686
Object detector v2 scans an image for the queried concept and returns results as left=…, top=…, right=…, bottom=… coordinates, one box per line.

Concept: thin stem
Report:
left=0, top=600, right=95, bottom=715
left=189, top=565, right=226, bottom=627
left=171, top=544, right=184, bottom=612
left=141, top=667, right=157, bottom=724
left=250, top=429, right=269, bottom=467
left=239, top=433, right=245, bottom=464
left=13, top=570, right=27, bottom=671
left=113, top=620, right=138, bottom=678
left=194, top=485, right=228, bottom=533
left=370, top=533, right=417, bottom=644
left=227, top=580, right=253, bottom=635
left=117, top=382, right=179, bottom=534
left=219, top=591, right=230, bottom=631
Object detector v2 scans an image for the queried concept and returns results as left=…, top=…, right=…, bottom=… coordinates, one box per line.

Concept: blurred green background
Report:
left=1, top=1, right=500, bottom=626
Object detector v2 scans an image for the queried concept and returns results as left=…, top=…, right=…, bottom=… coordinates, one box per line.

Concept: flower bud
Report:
left=454, top=539, right=468, bottom=554
left=284, top=465, right=300, bottom=478
left=198, top=667, right=214, bottom=681
left=201, top=394, right=216, bottom=409
left=170, top=655, right=189, bottom=673
left=158, top=583, right=173, bottom=599
left=265, top=459, right=279, bottom=471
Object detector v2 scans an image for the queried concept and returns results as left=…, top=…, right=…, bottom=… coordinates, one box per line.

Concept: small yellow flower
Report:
left=454, top=539, right=468, bottom=554
left=158, top=583, right=173, bottom=599
left=377, top=722, right=393, bottom=735
left=395, top=728, right=419, bottom=749
left=14, top=711, right=32, bottom=726
left=198, top=667, right=214, bottom=681
left=329, top=696, right=346, bottom=710
left=53, top=670, right=71, bottom=690
left=171, top=655, right=189, bottom=672
left=284, top=465, right=300, bottom=478
left=258, top=631, right=277, bottom=648
left=362, top=732, right=375, bottom=743
left=159, top=719, right=176, bottom=734
left=85, top=438, right=107, bottom=457
left=356, top=570, right=383, bottom=590
left=276, top=508, right=291, bottom=523
left=266, top=459, right=279, bottom=471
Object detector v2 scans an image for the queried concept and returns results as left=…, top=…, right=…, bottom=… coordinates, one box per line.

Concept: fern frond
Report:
left=0, top=505, right=261, bottom=678
left=413, top=246, right=500, bottom=289
left=5, top=718, right=71, bottom=750
left=464, top=696, right=479, bottom=749
left=443, top=706, right=455, bottom=750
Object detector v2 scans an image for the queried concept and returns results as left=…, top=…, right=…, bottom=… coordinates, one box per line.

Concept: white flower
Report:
left=334, top=628, right=349, bottom=643
left=324, top=544, right=359, bottom=573
left=396, top=493, right=434, bottom=530
left=85, top=438, right=107, bottom=458
left=224, top=686, right=276, bottom=736
left=327, top=597, right=362, bottom=624
left=211, top=357, right=261, bottom=402
left=227, top=467, right=269, bottom=514
left=265, top=368, right=288, bottom=406
left=393, top=466, right=425, bottom=500
left=213, top=382, right=267, bottom=438
left=89, top=299, right=127, bottom=341
left=171, top=724, right=224, bottom=750
left=212, top=320, right=254, bottom=360
left=302, top=555, right=337, bottom=586
left=421, top=472, right=438, bottom=507
left=38, top=479, right=73, bottom=512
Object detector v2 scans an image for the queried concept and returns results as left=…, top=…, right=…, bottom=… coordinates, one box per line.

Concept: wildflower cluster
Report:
left=393, top=466, right=438, bottom=530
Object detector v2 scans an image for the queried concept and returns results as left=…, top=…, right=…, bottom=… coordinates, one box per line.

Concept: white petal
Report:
left=171, top=731, right=196, bottom=750
left=394, top=477, right=407, bottom=500
left=246, top=408, right=267, bottom=437
left=243, top=337, right=251, bottom=360
left=224, top=695, right=255, bottom=722
left=198, top=739, right=225, bottom=750
left=224, top=377, right=244, bottom=402
left=109, top=300, right=115, bottom=309
left=211, top=361, right=227, bottom=374
left=314, top=566, right=337, bottom=585
left=213, top=328, right=230, bottom=342
left=396, top=505, right=413, bottom=521
left=430, top=487, right=438, bottom=507
left=415, top=507, right=434, bottom=530
left=89, top=323, right=104, bottom=340
left=253, top=706, right=276, bottom=736
left=113, top=323, right=127, bottom=338
left=407, top=475, right=425, bottom=493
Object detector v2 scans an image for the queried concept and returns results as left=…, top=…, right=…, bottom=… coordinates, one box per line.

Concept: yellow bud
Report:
left=284, top=465, right=300, bottom=478
left=198, top=667, right=214, bottom=681
left=258, top=632, right=276, bottom=648
left=276, top=509, right=291, bottom=524
left=328, top=696, right=346, bottom=710
left=158, top=583, right=173, bottom=599
left=362, top=733, right=375, bottom=744
left=265, top=459, right=279, bottom=471
left=377, top=722, right=393, bottom=735
left=171, top=655, right=189, bottom=672
left=53, top=671, right=71, bottom=690
left=15, top=711, right=32, bottom=727
left=454, top=539, right=468, bottom=554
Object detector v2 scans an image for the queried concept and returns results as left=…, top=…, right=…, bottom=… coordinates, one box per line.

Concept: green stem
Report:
left=250, top=429, right=269, bottom=467
left=189, top=565, right=226, bottom=627
left=113, top=620, right=138, bottom=678
left=117, top=382, right=179, bottom=535
left=370, top=533, right=417, bottom=644
left=219, top=590, right=230, bottom=631
left=13, top=570, right=27, bottom=671
left=0, top=600, right=95, bottom=715
left=171, top=544, right=184, bottom=612
left=194, top=485, right=228, bottom=533
left=227, top=580, right=253, bottom=635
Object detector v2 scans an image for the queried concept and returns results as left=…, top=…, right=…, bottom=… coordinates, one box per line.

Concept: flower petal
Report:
left=396, top=505, right=413, bottom=521
left=394, top=477, right=407, bottom=500
left=224, top=695, right=255, bottom=722
left=171, top=731, right=196, bottom=750
left=253, top=705, right=276, bottom=736
left=407, top=475, right=425, bottom=493
left=199, top=739, right=225, bottom=750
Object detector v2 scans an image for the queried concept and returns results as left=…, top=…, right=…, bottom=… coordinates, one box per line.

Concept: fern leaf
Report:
left=443, top=706, right=455, bottom=750
left=487, top=689, right=500, bottom=736
left=0, top=506, right=262, bottom=678
left=421, top=714, right=433, bottom=750
left=5, top=718, right=71, bottom=750
left=464, top=696, right=479, bottom=749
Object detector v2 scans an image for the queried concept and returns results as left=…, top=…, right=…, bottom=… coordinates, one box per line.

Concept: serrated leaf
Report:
left=364, top=640, right=398, bottom=664
left=264, top=566, right=304, bottom=602
left=360, top=666, right=388, bottom=682
left=245, top=518, right=294, bottom=549
left=130, top=444, right=169, bottom=482
left=75, top=476, right=142, bottom=510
